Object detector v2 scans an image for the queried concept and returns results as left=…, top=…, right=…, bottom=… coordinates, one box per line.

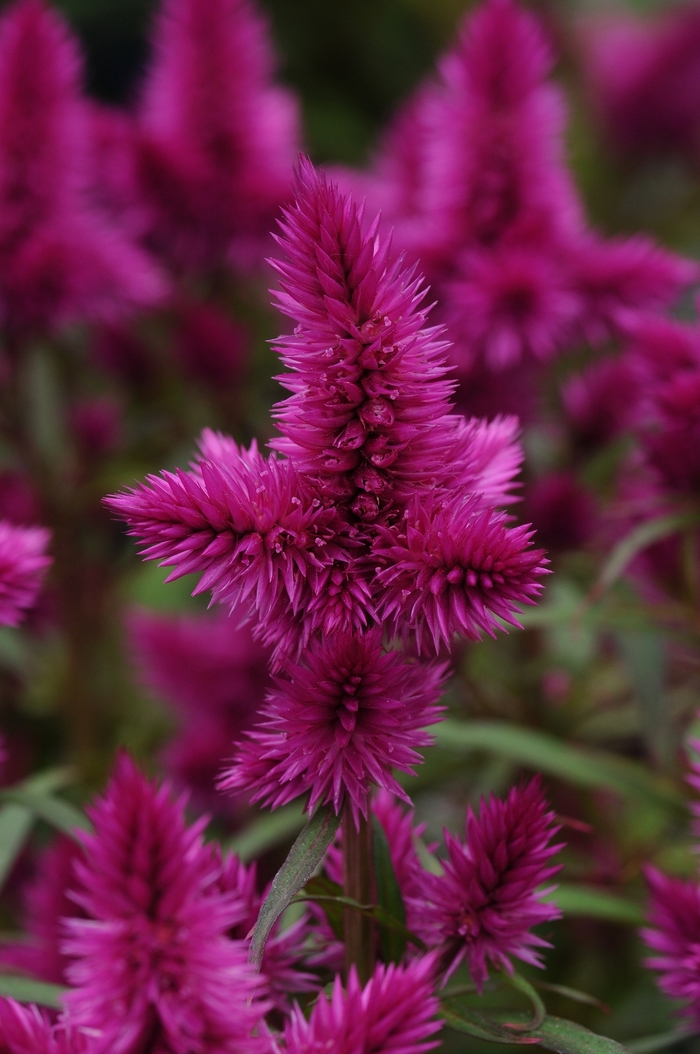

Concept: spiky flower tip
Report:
left=282, top=957, right=441, bottom=1054
left=269, top=155, right=460, bottom=514
left=0, top=996, right=76, bottom=1053
left=642, top=866, right=700, bottom=1027
left=0, top=0, right=165, bottom=334
left=137, top=0, right=298, bottom=271
left=0, top=521, right=51, bottom=627
left=414, top=776, right=563, bottom=989
left=375, top=493, right=548, bottom=653
left=221, top=630, right=448, bottom=826
left=63, top=751, right=268, bottom=1054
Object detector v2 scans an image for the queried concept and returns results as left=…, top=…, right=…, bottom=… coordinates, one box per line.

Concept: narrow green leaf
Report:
left=433, top=721, right=683, bottom=813
left=371, top=814, right=407, bottom=964
left=546, top=884, right=644, bottom=925
left=533, top=982, right=610, bottom=1014
left=626, top=1030, right=694, bottom=1054
left=0, top=805, right=33, bottom=889
left=528, top=1016, right=634, bottom=1054
left=501, top=972, right=547, bottom=1031
left=593, top=510, right=700, bottom=600
left=618, top=632, right=670, bottom=769
left=440, top=997, right=540, bottom=1045
left=250, top=804, right=340, bottom=969
left=225, top=803, right=306, bottom=863
left=292, top=891, right=425, bottom=949
left=0, top=974, right=67, bottom=1009
left=2, top=788, right=91, bottom=836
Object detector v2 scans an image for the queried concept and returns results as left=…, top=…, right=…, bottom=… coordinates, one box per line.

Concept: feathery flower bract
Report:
left=0, top=0, right=165, bottom=334
left=282, top=958, right=441, bottom=1054
left=63, top=751, right=267, bottom=1054
left=415, top=777, right=562, bottom=988
left=0, top=521, right=51, bottom=627
left=222, top=630, right=448, bottom=824
left=136, top=0, right=298, bottom=272
left=642, top=866, right=700, bottom=1028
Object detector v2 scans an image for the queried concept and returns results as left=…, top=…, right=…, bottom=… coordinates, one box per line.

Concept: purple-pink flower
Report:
left=642, top=866, right=700, bottom=1028
left=0, top=521, right=51, bottom=627
left=282, top=957, right=441, bottom=1054
left=222, top=630, right=447, bottom=824
left=0, top=0, right=165, bottom=335
left=128, top=608, right=269, bottom=811
left=414, top=776, right=563, bottom=988
left=63, top=751, right=268, bottom=1054
left=135, top=0, right=299, bottom=272
left=0, top=997, right=77, bottom=1054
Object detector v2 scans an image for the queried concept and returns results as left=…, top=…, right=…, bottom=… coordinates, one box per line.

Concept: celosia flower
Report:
left=375, top=493, right=546, bottom=653
left=135, top=0, right=299, bottom=272
left=0, top=835, right=82, bottom=985
left=0, top=521, right=51, bottom=626
left=222, top=630, right=448, bottom=824
left=282, top=958, right=441, bottom=1054
left=107, top=162, right=546, bottom=668
left=581, top=6, right=700, bottom=163
left=415, top=777, right=563, bottom=988
left=0, top=996, right=75, bottom=1053
left=642, top=866, right=700, bottom=1027
left=562, top=356, right=639, bottom=454
left=63, top=751, right=268, bottom=1054
left=0, top=0, right=165, bottom=335
left=523, top=472, right=597, bottom=553
left=129, top=608, right=269, bottom=810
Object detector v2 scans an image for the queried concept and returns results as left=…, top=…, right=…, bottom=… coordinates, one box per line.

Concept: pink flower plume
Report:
left=0, top=0, right=165, bottom=334
left=136, top=0, right=298, bottom=272
left=643, top=866, right=700, bottom=1028
left=0, top=521, right=51, bottom=627
left=415, top=776, right=563, bottom=988
left=222, top=630, right=448, bottom=824
left=63, top=751, right=268, bottom=1054
left=282, top=957, right=441, bottom=1054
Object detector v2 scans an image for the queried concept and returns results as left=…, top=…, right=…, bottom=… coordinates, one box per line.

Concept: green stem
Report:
left=342, top=809, right=375, bottom=984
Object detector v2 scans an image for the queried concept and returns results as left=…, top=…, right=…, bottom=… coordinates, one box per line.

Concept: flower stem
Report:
left=343, top=808, right=375, bottom=984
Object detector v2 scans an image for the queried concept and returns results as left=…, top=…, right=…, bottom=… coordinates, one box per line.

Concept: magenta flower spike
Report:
left=415, top=776, right=563, bottom=988
left=0, top=835, right=82, bottom=985
left=136, top=0, right=299, bottom=272
left=642, top=866, right=700, bottom=1027
left=128, top=609, right=269, bottom=810
left=282, top=957, right=441, bottom=1054
left=0, top=997, right=75, bottom=1054
left=0, top=0, right=165, bottom=335
left=0, top=521, right=51, bottom=627
left=222, top=630, right=448, bottom=824
left=63, top=752, right=268, bottom=1054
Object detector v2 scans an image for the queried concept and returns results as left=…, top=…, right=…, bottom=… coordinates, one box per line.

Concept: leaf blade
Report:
left=250, top=804, right=340, bottom=969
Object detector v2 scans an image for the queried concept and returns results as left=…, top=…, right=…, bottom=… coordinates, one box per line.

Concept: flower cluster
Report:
left=107, top=159, right=548, bottom=822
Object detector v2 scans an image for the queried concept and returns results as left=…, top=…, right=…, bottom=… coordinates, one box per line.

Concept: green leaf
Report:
left=440, top=996, right=541, bottom=1045
left=626, top=1030, right=694, bottom=1054
left=618, top=632, right=670, bottom=769
left=0, top=805, right=33, bottom=889
left=533, top=982, right=609, bottom=1015
left=303, top=875, right=344, bottom=940
left=371, top=814, right=407, bottom=964
left=592, top=510, right=700, bottom=601
left=0, top=974, right=67, bottom=1009
left=501, top=972, right=547, bottom=1031
left=432, top=721, right=684, bottom=814
left=250, top=804, right=340, bottom=969
left=525, top=1015, right=635, bottom=1054
left=546, top=884, right=644, bottom=925
left=1, top=788, right=91, bottom=837
left=225, top=803, right=306, bottom=863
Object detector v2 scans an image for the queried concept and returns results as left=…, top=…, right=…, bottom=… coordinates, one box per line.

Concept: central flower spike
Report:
left=107, top=159, right=546, bottom=666
left=106, top=159, right=548, bottom=819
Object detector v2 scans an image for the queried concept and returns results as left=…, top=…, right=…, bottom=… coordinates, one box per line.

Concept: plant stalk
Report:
left=342, top=808, right=375, bottom=984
